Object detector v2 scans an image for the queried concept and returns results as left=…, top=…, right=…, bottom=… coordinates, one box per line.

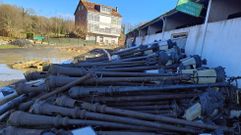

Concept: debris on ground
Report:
left=0, top=40, right=9, bottom=45
left=9, top=39, right=32, bottom=47
left=73, top=48, right=116, bottom=62
left=0, top=37, right=12, bottom=46
left=0, top=40, right=241, bottom=135
left=10, top=60, right=50, bottom=71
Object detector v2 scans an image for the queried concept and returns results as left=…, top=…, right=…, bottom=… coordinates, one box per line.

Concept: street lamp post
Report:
left=200, top=0, right=213, bottom=57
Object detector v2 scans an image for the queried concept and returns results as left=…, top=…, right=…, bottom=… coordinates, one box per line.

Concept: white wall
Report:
left=87, top=12, right=121, bottom=37
left=103, top=36, right=118, bottom=44
left=96, top=36, right=118, bottom=45
left=131, top=18, right=241, bottom=87
left=100, top=15, right=111, bottom=24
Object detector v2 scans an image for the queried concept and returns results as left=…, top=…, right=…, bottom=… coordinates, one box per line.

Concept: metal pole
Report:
left=161, top=17, right=166, bottom=40
left=200, top=0, right=212, bottom=57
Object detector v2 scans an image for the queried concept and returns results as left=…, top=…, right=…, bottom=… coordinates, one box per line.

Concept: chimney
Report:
left=115, top=7, right=118, bottom=12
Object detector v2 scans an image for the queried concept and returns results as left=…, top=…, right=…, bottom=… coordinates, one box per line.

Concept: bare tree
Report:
left=0, top=4, right=75, bottom=38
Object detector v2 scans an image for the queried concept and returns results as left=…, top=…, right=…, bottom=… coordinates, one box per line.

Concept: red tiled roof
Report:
left=75, top=1, right=121, bottom=17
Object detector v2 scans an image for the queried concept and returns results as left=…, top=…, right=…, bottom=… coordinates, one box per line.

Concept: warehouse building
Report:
left=126, top=0, right=241, bottom=87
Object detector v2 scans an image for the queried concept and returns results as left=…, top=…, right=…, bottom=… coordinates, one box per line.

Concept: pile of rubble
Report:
left=0, top=40, right=9, bottom=45
left=10, top=60, right=50, bottom=71
left=0, top=40, right=241, bottom=135
left=10, top=39, right=32, bottom=47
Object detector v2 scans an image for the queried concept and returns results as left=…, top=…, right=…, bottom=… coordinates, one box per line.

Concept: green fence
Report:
left=44, top=38, right=96, bottom=46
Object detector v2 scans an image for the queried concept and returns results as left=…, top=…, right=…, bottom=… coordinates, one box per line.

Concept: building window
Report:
left=112, top=18, right=120, bottom=25
left=94, top=15, right=100, bottom=22
left=88, top=24, right=93, bottom=31
left=78, top=5, right=84, bottom=11
left=88, top=14, right=99, bottom=22
left=111, top=40, right=116, bottom=44
left=99, top=28, right=104, bottom=33
left=101, top=6, right=112, bottom=14
left=89, top=36, right=96, bottom=41
left=94, top=25, right=99, bottom=31
left=88, top=24, right=100, bottom=32
left=111, top=28, right=121, bottom=34
left=171, top=32, right=188, bottom=39
left=99, top=37, right=104, bottom=42
left=105, top=40, right=109, bottom=44
left=88, top=14, right=92, bottom=20
left=116, top=29, right=121, bottom=34
left=105, top=28, right=111, bottom=33
left=112, top=18, right=117, bottom=25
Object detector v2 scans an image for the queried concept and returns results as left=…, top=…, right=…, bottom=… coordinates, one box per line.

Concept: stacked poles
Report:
left=0, top=40, right=239, bottom=135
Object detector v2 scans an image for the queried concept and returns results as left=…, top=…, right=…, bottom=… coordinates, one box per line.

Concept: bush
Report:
left=26, top=33, right=34, bottom=39
left=68, top=32, right=80, bottom=38
left=68, top=27, right=87, bottom=39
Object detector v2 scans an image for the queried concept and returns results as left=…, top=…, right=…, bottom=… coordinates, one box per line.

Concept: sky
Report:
left=0, top=0, right=178, bottom=25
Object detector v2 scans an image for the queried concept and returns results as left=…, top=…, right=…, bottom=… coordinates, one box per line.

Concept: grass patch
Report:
left=0, top=44, right=20, bottom=49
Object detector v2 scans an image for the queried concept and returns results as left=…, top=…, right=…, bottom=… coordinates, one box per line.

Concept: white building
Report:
left=75, top=0, right=122, bottom=45
left=126, top=0, right=241, bottom=87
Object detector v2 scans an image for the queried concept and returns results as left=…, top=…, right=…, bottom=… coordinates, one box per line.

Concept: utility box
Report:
left=33, top=36, right=45, bottom=42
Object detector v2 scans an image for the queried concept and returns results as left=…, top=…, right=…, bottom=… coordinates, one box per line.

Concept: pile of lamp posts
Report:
left=0, top=40, right=241, bottom=135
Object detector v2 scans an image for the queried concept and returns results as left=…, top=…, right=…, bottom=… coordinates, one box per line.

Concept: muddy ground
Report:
left=0, top=45, right=118, bottom=87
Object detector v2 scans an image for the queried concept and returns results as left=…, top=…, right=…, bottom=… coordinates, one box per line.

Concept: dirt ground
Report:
left=0, top=81, right=16, bottom=87
left=0, top=44, right=119, bottom=87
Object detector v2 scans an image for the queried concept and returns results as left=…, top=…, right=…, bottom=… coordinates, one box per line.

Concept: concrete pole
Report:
left=200, top=0, right=213, bottom=57
left=161, top=17, right=166, bottom=40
